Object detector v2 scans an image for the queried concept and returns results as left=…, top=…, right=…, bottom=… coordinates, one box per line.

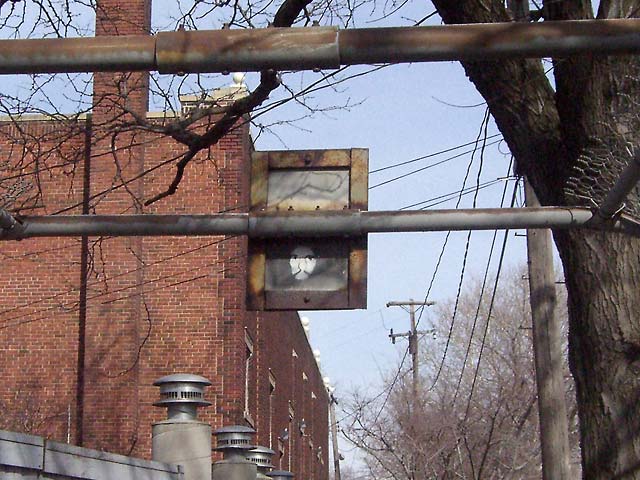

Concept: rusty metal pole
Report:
left=596, top=151, right=640, bottom=220
left=2, top=208, right=640, bottom=240
left=0, top=208, right=16, bottom=229
left=525, top=179, right=572, bottom=480
left=0, top=20, right=637, bottom=74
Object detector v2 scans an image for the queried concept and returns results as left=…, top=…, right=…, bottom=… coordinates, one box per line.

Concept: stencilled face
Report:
left=289, top=246, right=317, bottom=281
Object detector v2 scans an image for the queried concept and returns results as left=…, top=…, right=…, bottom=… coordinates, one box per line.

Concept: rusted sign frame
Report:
left=247, top=149, right=368, bottom=311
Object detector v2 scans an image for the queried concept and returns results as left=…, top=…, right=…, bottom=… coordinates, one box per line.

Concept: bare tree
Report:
left=343, top=267, right=580, bottom=479
left=424, top=2, right=640, bottom=477
left=0, top=0, right=362, bottom=213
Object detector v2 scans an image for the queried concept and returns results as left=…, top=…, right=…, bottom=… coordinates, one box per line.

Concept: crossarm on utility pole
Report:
left=386, top=300, right=436, bottom=398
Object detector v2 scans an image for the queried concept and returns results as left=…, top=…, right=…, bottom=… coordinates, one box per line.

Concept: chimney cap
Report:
left=246, top=446, right=275, bottom=469
left=250, top=445, right=276, bottom=455
left=267, top=470, right=294, bottom=480
left=214, top=425, right=256, bottom=435
left=153, top=374, right=212, bottom=417
left=153, top=374, right=211, bottom=386
left=214, top=425, right=256, bottom=451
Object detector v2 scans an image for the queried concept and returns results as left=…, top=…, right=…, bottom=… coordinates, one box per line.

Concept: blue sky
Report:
left=251, top=59, right=522, bottom=382
left=150, top=2, right=533, bottom=467
left=246, top=49, right=532, bottom=469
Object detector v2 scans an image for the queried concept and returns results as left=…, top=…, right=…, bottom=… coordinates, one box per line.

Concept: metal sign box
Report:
left=247, top=149, right=368, bottom=311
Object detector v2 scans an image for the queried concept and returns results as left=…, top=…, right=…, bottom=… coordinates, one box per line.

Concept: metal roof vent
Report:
left=267, top=470, right=294, bottom=480
left=246, top=446, right=275, bottom=473
left=153, top=374, right=212, bottom=421
left=214, top=425, right=255, bottom=461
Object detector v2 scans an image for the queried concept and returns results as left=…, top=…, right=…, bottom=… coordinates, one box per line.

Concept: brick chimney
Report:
left=79, top=0, right=152, bottom=455
left=94, top=0, right=151, bottom=115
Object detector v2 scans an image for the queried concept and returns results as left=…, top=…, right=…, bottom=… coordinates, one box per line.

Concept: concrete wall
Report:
left=0, top=429, right=182, bottom=480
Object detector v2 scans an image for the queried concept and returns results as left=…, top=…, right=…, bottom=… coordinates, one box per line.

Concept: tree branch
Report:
left=144, top=0, right=312, bottom=206
left=430, top=0, right=565, bottom=205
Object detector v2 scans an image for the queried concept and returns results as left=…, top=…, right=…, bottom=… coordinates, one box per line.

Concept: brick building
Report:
left=0, top=0, right=329, bottom=478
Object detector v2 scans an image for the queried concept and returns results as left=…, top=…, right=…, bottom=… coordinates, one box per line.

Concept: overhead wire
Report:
left=400, top=177, right=507, bottom=211
left=452, top=158, right=516, bottom=406
left=337, top=345, right=411, bottom=426
left=369, top=138, right=503, bottom=190
left=370, top=134, right=502, bottom=174
left=462, top=181, right=519, bottom=423
left=339, top=111, right=500, bottom=431
left=424, top=107, right=492, bottom=390
left=0, top=251, right=243, bottom=328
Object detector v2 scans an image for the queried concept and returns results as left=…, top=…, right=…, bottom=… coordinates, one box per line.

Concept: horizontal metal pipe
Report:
left=338, top=20, right=640, bottom=64
left=0, top=208, right=16, bottom=229
left=156, top=27, right=340, bottom=74
left=597, top=152, right=640, bottom=219
left=2, top=208, right=639, bottom=240
left=1, top=214, right=249, bottom=238
left=0, top=36, right=156, bottom=74
left=0, top=19, right=637, bottom=75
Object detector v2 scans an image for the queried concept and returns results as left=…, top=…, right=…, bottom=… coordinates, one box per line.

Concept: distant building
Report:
left=0, top=0, right=329, bottom=478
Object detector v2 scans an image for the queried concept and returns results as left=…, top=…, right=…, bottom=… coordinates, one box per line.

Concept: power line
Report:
left=369, top=138, right=502, bottom=190
left=462, top=182, right=518, bottom=423
left=452, top=160, right=516, bottom=406
left=370, top=134, right=502, bottom=174
left=423, top=108, right=492, bottom=386
left=400, top=177, right=507, bottom=211
left=336, top=346, right=411, bottom=425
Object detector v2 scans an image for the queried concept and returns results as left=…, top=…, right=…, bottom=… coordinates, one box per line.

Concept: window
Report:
left=244, top=330, right=255, bottom=425
left=288, top=402, right=295, bottom=469
left=269, top=371, right=276, bottom=449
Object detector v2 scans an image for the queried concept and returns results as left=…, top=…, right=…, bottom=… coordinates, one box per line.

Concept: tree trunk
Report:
left=430, top=0, right=640, bottom=477
left=556, top=230, right=640, bottom=478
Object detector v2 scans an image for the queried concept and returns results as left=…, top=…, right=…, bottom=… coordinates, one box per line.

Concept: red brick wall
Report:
left=0, top=0, right=328, bottom=475
left=0, top=119, right=86, bottom=442
left=0, top=109, right=328, bottom=480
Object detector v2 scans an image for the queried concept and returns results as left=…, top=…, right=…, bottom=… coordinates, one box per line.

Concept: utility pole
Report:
left=387, top=300, right=435, bottom=396
left=525, top=179, right=572, bottom=479
left=387, top=300, right=434, bottom=480
left=328, top=391, right=341, bottom=480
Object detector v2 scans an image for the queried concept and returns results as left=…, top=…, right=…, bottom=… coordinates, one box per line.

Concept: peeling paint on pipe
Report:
left=2, top=208, right=640, bottom=240
left=156, top=27, right=340, bottom=74
left=0, top=36, right=155, bottom=74
left=0, top=20, right=637, bottom=75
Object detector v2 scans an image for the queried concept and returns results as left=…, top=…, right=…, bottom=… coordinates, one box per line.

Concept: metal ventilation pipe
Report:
left=246, top=446, right=276, bottom=479
left=212, top=426, right=258, bottom=480
left=152, top=374, right=213, bottom=480
left=267, top=470, right=294, bottom=480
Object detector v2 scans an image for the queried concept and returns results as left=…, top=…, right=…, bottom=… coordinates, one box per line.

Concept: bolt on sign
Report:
left=247, top=149, right=368, bottom=311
